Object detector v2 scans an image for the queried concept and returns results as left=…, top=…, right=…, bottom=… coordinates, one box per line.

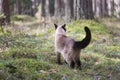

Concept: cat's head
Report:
left=54, top=24, right=66, bottom=33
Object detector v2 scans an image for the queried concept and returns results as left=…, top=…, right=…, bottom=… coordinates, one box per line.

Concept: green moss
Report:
left=0, top=19, right=120, bottom=80
left=11, top=15, right=36, bottom=22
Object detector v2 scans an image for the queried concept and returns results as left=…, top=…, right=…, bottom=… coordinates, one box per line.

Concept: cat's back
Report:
left=55, top=34, right=75, bottom=51
left=55, top=35, right=67, bottom=47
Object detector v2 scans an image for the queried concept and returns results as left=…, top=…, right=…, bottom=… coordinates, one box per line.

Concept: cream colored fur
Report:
left=55, top=24, right=81, bottom=69
left=54, top=24, right=91, bottom=70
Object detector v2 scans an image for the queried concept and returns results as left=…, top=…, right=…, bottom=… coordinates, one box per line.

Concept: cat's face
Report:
left=54, top=24, right=66, bottom=32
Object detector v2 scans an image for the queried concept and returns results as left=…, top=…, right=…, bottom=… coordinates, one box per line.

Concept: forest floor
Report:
left=0, top=15, right=120, bottom=80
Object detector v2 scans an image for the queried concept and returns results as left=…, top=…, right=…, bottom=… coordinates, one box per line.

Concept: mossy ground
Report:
left=0, top=15, right=120, bottom=80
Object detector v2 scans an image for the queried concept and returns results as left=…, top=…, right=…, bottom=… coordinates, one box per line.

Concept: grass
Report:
left=0, top=15, right=120, bottom=80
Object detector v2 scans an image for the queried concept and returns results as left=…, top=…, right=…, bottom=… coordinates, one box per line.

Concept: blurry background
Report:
left=0, top=0, right=120, bottom=80
left=0, top=0, right=120, bottom=24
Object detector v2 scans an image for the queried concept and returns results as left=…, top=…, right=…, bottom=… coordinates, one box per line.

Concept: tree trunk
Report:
left=92, top=0, right=96, bottom=16
left=0, top=0, right=3, bottom=14
left=102, top=0, right=108, bottom=16
left=49, top=0, right=55, bottom=16
left=74, top=0, right=77, bottom=20
left=2, top=0, right=10, bottom=23
left=70, top=0, right=74, bottom=19
left=54, top=0, right=61, bottom=18
left=45, top=0, right=50, bottom=18
left=14, top=0, right=21, bottom=15
left=114, top=0, right=120, bottom=18
left=65, top=0, right=71, bottom=22
left=41, top=0, right=46, bottom=17
left=94, top=0, right=102, bottom=17
left=31, top=0, right=38, bottom=16
left=87, top=0, right=94, bottom=19
left=60, top=0, right=65, bottom=16
left=78, top=0, right=94, bottom=19
left=54, top=0, right=65, bottom=21
left=77, top=0, right=80, bottom=19
left=107, top=0, right=114, bottom=17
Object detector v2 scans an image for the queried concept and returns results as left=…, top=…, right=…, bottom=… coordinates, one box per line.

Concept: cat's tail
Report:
left=73, top=26, right=91, bottom=49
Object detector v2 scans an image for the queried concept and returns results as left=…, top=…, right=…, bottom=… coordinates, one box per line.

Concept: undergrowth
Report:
left=0, top=16, right=120, bottom=80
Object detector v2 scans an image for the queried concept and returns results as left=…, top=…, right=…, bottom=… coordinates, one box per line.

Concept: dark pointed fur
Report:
left=62, top=24, right=66, bottom=31
left=54, top=24, right=58, bottom=29
left=73, top=26, right=91, bottom=49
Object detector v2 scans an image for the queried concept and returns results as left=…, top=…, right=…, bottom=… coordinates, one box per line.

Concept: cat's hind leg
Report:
left=69, top=60, right=75, bottom=69
left=75, top=59, right=82, bottom=70
left=56, top=52, right=61, bottom=64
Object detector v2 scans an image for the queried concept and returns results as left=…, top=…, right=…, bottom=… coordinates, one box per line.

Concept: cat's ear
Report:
left=62, top=24, right=66, bottom=31
left=54, top=24, right=58, bottom=30
left=62, top=24, right=66, bottom=28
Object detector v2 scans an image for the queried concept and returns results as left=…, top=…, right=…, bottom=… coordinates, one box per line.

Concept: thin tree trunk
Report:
left=54, top=0, right=60, bottom=18
left=45, top=0, right=50, bottom=18
left=95, top=0, right=102, bottom=17
left=114, top=0, right=120, bottom=18
left=87, top=0, right=94, bottom=19
left=41, top=0, right=46, bottom=17
left=31, top=0, right=38, bottom=16
left=70, top=0, right=74, bottom=19
left=14, top=0, right=21, bottom=15
left=60, top=0, right=65, bottom=16
left=49, top=0, right=55, bottom=16
left=65, top=0, right=71, bottom=22
left=107, top=0, right=114, bottom=17
left=0, top=0, right=3, bottom=14
left=2, top=0, right=10, bottom=23
left=74, top=0, right=77, bottom=20
left=102, top=0, right=108, bottom=16
left=92, top=0, right=96, bottom=16
left=77, top=0, right=80, bottom=19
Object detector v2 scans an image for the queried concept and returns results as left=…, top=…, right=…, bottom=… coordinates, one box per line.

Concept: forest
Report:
left=0, top=0, right=120, bottom=80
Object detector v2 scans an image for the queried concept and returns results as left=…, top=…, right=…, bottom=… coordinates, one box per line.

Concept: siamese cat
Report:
left=54, top=24, right=91, bottom=70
